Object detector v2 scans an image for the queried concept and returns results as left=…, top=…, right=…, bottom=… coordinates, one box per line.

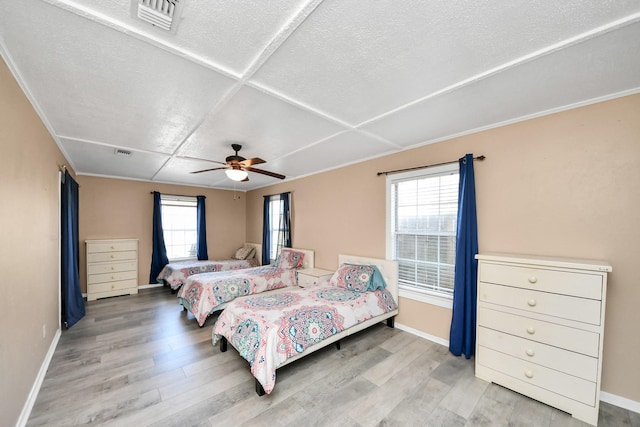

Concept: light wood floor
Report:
left=28, top=287, right=638, bottom=427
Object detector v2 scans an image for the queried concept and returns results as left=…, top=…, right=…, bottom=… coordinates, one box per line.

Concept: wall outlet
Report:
left=42, top=324, right=46, bottom=339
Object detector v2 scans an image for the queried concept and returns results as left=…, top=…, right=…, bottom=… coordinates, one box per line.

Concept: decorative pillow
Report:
left=276, top=249, right=305, bottom=269
left=330, top=264, right=375, bottom=292
left=234, top=246, right=256, bottom=260
left=330, top=264, right=388, bottom=292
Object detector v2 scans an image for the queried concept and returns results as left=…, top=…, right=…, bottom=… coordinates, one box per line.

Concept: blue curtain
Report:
left=261, top=195, right=271, bottom=265
left=149, top=191, right=169, bottom=283
left=61, top=170, right=85, bottom=328
left=449, top=154, right=479, bottom=359
left=196, top=195, right=208, bottom=260
left=280, top=192, right=292, bottom=248
left=262, top=192, right=292, bottom=265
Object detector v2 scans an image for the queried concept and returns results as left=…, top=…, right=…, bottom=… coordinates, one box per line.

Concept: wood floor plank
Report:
left=27, top=288, right=637, bottom=427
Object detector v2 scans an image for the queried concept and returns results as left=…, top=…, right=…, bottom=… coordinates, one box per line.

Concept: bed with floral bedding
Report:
left=157, top=243, right=261, bottom=291
left=177, top=248, right=314, bottom=326
left=212, top=254, right=399, bottom=396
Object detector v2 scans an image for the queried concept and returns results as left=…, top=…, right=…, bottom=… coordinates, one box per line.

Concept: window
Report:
left=161, top=195, right=197, bottom=261
left=386, top=163, right=459, bottom=307
left=268, top=195, right=286, bottom=263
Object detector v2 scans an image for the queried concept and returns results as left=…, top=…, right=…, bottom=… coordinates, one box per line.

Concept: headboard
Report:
left=245, top=242, right=263, bottom=265
left=338, top=254, right=398, bottom=302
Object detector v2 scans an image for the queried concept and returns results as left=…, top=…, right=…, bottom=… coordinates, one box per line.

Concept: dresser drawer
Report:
left=87, top=240, right=138, bottom=253
left=477, top=347, right=597, bottom=406
left=87, top=260, right=137, bottom=275
left=87, top=250, right=137, bottom=263
left=478, top=327, right=597, bottom=381
left=478, top=307, right=599, bottom=357
left=88, top=278, right=138, bottom=294
left=479, top=262, right=602, bottom=300
left=479, top=282, right=602, bottom=325
left=88, top=270, right=138, bottom=285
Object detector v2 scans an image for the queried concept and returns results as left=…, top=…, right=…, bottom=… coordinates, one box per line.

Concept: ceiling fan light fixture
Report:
left=225, top=169, right=248, bottom=182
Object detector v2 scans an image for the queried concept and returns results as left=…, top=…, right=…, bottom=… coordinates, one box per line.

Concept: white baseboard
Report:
left=139, top=283, right=164, bottom=290
left=16, top=327, right=61, bottom=427
left=395, top=322, right=450, bottom=347
left=600, top=391, right=640, bottom=414
left=396, top=323, right=639, bottom=415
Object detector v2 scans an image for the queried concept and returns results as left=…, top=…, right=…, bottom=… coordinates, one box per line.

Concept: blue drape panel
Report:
left=196, top=195, right=208, bottom=260
left=280, top=192, right=292, bottom=248
left=262, top=192, right=293, bottom=265
left=61, top=170, right=85, bottom=328
left=449, top=153, right=479, bottom=359
left=261, top=196, right=271, bottom=265
left=149, top=191, right=169, bottom=283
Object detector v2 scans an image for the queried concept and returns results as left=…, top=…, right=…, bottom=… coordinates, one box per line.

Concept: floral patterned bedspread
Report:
left=157, top=259, right=257, bottom=290
left=212, top=284, right=398, bottom=394
left=177, top=266, right=298, bottom=326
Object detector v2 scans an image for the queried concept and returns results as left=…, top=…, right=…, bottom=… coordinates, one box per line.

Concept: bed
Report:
left=157, top=243, right=261, bottom=291
left=177, top=248, right=315, bottom=327
left=212, top=254, right=399, bottom=396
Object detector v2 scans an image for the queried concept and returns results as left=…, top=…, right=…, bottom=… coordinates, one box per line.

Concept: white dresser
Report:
left=86, top=239, right=139, bottom=301
left=475, top=253, right=611, bottom=426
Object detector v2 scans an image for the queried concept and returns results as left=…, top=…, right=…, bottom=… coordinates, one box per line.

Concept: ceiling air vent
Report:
left=133, top=0, right=183, bottom=33
left=114, top=148, right=133, bottom=157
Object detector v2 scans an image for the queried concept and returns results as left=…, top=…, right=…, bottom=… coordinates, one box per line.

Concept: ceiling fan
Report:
left=191, top=144, right=286, bottom=182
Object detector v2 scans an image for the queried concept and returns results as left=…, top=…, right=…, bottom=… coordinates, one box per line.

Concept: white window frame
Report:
left=161, top=194, right=198, bottom=262
left=386, top=163, right=459, bottom=309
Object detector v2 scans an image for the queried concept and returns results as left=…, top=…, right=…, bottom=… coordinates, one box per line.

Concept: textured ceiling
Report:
left=1, top=0, right=639, bottom=190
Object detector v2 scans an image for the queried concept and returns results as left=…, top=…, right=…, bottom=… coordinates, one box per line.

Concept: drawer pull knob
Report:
left=110, top=255, right=115, bottom=258
left=110, top=246, right=115, bottom=249
left=526, top=327, right=536, bottom=335
left=526, top=349, right=535, bottom=357
left=111, top=276, right=115, bottom=279
left=527, top=299, right=537, bottom=307
left=524, top=370, right=534, bottom=379
left=528, top=276, right=537, bottom=284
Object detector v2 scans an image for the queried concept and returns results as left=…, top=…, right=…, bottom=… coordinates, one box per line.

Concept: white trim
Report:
left=16, top=328, right=61, bottom=427
left=399, top=287, right=453, bottom=309
left=139, top=283, right=164, bottom=289
left=396, top=322, right=450, bottom=347
left=600, top=392, right=640, bottom=415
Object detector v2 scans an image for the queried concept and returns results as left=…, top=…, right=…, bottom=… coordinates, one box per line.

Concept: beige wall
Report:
left=0, top=57, right=70, bottom=425
left=77, top=176, right=248, bottom=292
left=246, top=94, right=640, bottom=402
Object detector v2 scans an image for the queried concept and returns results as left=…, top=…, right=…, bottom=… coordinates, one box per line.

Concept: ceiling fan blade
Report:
left=245, top=166, right=286, bottom=180
left=190, top=166, right=228, bottom=174
left=239, top=157, right=265, bottom=167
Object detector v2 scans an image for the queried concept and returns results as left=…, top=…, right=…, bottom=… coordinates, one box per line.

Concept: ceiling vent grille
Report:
left=114, top=148, right=133, bottom=157
left=134, top=0, right=181, bottom=32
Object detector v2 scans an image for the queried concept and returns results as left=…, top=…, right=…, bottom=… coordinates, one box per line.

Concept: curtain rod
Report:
left=377, top=155, right=485, bottom=176
left=149, top=192, right=204, bottom=197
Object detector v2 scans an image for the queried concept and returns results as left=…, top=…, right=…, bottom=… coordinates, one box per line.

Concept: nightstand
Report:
left=296, top=268, right=334, bottom=288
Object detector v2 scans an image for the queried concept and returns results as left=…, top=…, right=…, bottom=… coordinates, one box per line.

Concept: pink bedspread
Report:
left=177, top=266, right=298, bottom=326
left=157, top=259, right=257, bottom=290
left=212, top=283, right=397, bottom=394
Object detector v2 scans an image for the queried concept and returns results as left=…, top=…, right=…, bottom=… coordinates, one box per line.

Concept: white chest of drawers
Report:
left=86, top=239, right=139, bottom=301
left=475, top=253, right=611, bottom=426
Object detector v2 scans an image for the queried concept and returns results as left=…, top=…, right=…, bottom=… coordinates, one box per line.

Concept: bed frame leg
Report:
left=386, top=317, right=395, bottom=328
left=256, top=379, right=265, bottom=396
left=335, top=340, right=341, bottom=350
left=220, top=337, right=228, bottom=352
